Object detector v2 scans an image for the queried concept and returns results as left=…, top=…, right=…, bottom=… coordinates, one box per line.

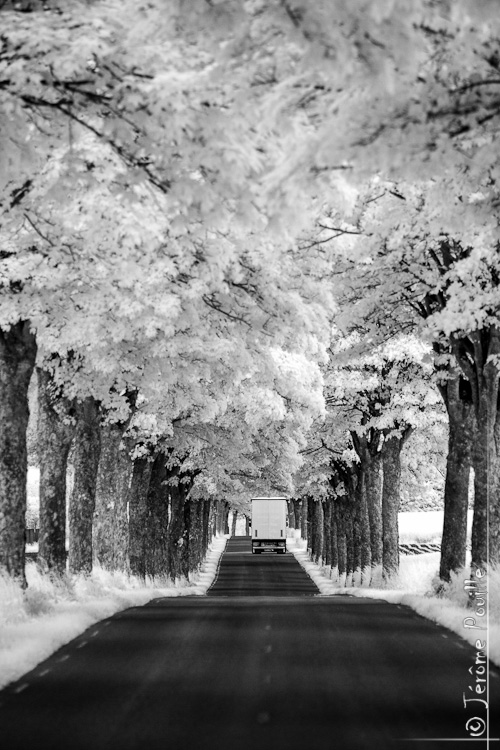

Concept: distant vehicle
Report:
left=251, top=497, right=288, bottom=554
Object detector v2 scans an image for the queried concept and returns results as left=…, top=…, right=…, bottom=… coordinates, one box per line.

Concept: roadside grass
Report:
left=0, top=536, right=228, bottom=690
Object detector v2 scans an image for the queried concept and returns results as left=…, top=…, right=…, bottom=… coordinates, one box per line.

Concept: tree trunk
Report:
left=330, top=500, right=338, bottom=572
left=307, top=496, right=314, bottom=552
left=311, top=499, right=324, bottom=564
left=167, top=478, right=188, bottom=581
left=36, top=368, right=75, bottom=576
left=0, top=322, right=37, bottom=584
left=93, top=422, right=133, bottom=571
left=366, top=450, right=382, bottom=567
left=353, top=463, right=371, bottom=580
left=211, top=502, right=217, bottom=537
left=230, top=509, right=238, bottom=536
left=185, top=499, right=203, bottom=575
left=215, top=500, right=225, bottom=535
left=352, top=464, right=363, bottom=576
left=144, top=454, right=169, bottom=579
left=345, top=500, right=355, bottom=583
left=68, top=397, right=101, bottom=575
left=245, top=515, right=250, bottom=535
left=323, top=498, right=333, bottom=568
left=202, top=499, right=212, bottom=554
left=335, top=502, right=347, bottom=581
left=472, top=406, right=491, bottom=569
left=128, top=456, right=154, bottom=579
left=471, top=374, right=499, bottom=568
left=293, top=498, right=302, bottom=532
left=439, top=374, right=474, bottom=582
left=287, top=500, right=296, bottom=529
left=300, top=497, right=308, bottom=541
left=223, top=502, right=230, bottom=534
left=381, top=434, right=404, bottom=579
left=352, top=431, right=381, bottom=574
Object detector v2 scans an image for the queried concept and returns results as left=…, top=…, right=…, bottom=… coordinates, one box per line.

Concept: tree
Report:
left=332, top=185, right=499, bottom=570
left=68, top=397, right=101, bottom=575
left=36, top=366, right=75, bottom=575
left=320, top=335, right=442, bottom=579
left=0, top=322, right=37, bottom=584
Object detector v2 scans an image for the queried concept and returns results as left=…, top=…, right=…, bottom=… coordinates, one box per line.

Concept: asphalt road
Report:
left=0, top=536, right=498, bottom=750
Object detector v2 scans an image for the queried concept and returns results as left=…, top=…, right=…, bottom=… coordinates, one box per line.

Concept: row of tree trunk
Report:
left=295, top=364, right=497, bottom=586
left=0, top=352, right=226, bottom=584
left=68, top=418, right=226, bottom=582
left=291, top=427, right=411, bottom=584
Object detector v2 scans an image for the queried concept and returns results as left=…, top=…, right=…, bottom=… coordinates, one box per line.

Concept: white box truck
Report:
left=251, top=497, right=288, bottom=554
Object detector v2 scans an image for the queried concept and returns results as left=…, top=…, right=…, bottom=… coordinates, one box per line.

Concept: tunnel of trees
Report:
left=0, top=0, right=499, bottom=589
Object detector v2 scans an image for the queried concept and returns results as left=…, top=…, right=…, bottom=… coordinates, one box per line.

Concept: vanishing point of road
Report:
left=0, top=536, right=498, bottom=750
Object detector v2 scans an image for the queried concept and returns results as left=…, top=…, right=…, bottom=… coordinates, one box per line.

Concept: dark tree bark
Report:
left=68, top=397, right=101, bottom=575
left=300, top=497, right=308, bottom=541
left=333, top=464, right=357, bottom=583
left=223, top=502, right=230, bottom=535
left=0, top=321, right=37, bottom=585
left=310, top=498, right=324, bottom=563
left=365, top=448, right=382, bottom=567
left=330, top=500, right=338, bottom=572
left=93, top=421, right=133, bottom=571
left=438, top=373, right=474, bottom=582
left=352, top=463, right=371, bottom=579
left=144, top=454, right=169, bottom=579
left=36, top=367, right=75, bottom=576
left=287, top=499, right=296, bottom=529
left=351, top=430, right=381, bottom=572
left=184, top=499, right=203, bottom=575
left=215, top=500, right=226, bottom=535
left=166, top=472, right=193, bottom=581
left=128, top=456, right=154, bottom=579
left=202, top=499, right=212, bottom=555
left=335, top=501, right=347, bottom=581
left=230, top=509, right=238, bottom=536
left=381, top=429, right=411, bottom=579
left=293, top=498, right=302, bottom=532
left=307, top=495, right=314, bottom=553
left=351, top=463, right=363, bottom=576
left=344, top=498, right=355, bottom=582
left=322, top=498, right=333, bottom=568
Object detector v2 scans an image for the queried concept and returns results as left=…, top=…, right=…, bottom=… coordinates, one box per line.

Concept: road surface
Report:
left=0, top=536, right=498, bottom=749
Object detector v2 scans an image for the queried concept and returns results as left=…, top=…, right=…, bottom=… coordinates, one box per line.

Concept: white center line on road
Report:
left=38, top=669, right=50, bottom=677
left=14, top=683, right=29, bottom=694
left=265, top=624, right=271, bottom=631
left=77, top=641, right=88, bottom=649
left=264, top=644, right=273, bottom=654
left=264, top=674, right=272, bottom=684
left=90, top=630, right=100, bottom=637
left=58, top=655, right=70, bottom=663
